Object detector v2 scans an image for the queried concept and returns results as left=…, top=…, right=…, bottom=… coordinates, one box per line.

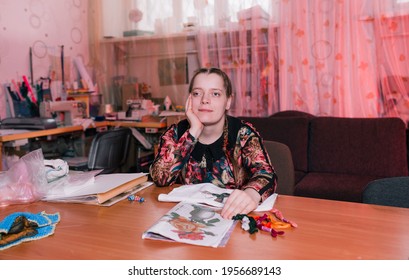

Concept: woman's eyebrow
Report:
left=192, top=87, right=223, bottom=91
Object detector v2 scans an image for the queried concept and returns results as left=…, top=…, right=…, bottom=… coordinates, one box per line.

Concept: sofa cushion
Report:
left=294, top=172, right=382, bottom=202
left=308, top=117, right=408, bottom=177
left=240, top=116, right=310, bottom=177
left=294, top=170, right=307, bottom=186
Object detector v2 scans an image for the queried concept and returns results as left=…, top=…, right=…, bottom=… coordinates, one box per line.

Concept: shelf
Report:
left=100, top=31, right=197, bottom=44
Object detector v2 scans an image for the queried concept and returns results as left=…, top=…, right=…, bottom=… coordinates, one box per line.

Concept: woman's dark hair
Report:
left=188, top=67, right=233, bottom=97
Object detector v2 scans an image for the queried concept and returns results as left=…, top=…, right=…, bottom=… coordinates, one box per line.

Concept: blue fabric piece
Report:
left=0, top=211, right=60, bottom=250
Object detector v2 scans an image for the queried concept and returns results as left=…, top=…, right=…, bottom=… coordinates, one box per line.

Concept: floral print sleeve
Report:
left=149, top=124, right=197, bottom=186
left=234, top=124, right=277, bottom=201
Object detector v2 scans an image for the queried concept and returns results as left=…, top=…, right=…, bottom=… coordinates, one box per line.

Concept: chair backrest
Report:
left=87, top=127, right=132, bottom=174
left=263, top=140, right=295, bottom=195
left=362, top=177, right=409, bottom=208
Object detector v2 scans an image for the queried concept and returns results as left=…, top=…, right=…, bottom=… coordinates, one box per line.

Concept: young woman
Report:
left=150, top=67, right=277, bottom=219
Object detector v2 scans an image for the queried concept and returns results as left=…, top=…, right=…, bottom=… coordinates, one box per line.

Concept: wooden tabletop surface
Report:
left=0, top=185, right=408, bottom=260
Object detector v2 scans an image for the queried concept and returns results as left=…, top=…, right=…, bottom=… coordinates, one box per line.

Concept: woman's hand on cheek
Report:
left=220, top=189, right=260, bottom=220
left=185, top=95, right=203, bottom=139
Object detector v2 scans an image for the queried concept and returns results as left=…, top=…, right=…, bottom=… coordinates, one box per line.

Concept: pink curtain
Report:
left=278, top=0, right=379, bottom=117
left=373, top=1, right=409, bottom=124
left=195, top=4, right=279, bottom=117
left=196, top=25, right=279, bottom=117
left=91, top=0, right=409, bottom=122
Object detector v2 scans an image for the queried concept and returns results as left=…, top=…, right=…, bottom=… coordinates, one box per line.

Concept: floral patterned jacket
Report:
left=150, top=115, right=277, bottom=201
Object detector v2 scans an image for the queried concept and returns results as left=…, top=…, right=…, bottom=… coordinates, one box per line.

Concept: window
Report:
left=125, top=0, right=278, bottom=33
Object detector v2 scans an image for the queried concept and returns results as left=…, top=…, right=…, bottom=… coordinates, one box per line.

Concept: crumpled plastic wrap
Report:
left=0, top=149, right=48, bottom=206
left=0, top=149, right=96, bottom=207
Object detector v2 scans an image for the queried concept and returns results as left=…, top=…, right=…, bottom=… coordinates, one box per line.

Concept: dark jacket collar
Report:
left=191, top=134, right=224, bottom=162
left=177, top=115, right=242, bottom=162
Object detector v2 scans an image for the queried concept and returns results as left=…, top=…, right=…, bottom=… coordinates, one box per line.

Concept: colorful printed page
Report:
left=158, top=183, right=277, bottom=211
left=142, top=202, right=236, bottom=248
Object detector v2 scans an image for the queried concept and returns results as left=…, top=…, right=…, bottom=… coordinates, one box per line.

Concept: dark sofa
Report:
left=241, top=111, right=409, bottom=202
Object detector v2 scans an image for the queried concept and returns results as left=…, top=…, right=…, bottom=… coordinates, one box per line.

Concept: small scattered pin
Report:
left=127, top=194, right=145, bottom=203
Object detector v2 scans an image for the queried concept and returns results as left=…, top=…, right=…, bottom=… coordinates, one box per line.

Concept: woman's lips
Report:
left=199, top=109, right=213, bottom=112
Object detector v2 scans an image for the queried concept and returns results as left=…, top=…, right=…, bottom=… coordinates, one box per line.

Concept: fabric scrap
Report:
left=0, top=211, right=60, bottom=250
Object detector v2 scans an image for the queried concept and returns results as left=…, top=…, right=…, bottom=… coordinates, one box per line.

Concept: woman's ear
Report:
left=225, top=96, right=232, bottom=110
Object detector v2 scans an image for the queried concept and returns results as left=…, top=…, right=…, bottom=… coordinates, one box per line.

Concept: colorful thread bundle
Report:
left=233, top=208, right=297, bottom=238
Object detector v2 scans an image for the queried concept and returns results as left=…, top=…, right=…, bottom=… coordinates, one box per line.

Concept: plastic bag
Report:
left=0, top=149, right=48, bottom=206
left=0, top=149, right=100, bottom=207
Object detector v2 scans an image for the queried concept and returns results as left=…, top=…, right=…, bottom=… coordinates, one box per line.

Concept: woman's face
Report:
left=190, top=73, right=232, bottom=125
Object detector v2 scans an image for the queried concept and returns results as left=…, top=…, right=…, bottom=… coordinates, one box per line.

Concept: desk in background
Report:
left=0, top=120, right=167, bottom=170
left=0, top=185, right=408, bottom=260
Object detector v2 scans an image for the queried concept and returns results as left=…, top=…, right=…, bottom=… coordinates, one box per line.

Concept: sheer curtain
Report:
left=193, top=1, right=280, bottom=117
left=88, top=0, right=190, bottom=111
left=372, top=0, right=409, bottom=124
left=88, top=0, right=279, bottom=116
left=278, top=0, right=409, bottom=120
left=88, top=0, right=409, bottom=122
left=279, top=0, right=380, bottom=117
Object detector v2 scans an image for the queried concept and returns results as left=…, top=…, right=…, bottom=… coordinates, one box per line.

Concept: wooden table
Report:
left=1, top=185, right=408, bottom=260
left=0, top=120, right=167, bottom=170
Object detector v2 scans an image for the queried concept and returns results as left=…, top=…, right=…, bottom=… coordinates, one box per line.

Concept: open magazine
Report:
left=142, top=202, right=236, bottom=247
left=158, top=183, right=233, bottom=208
left=158, top=183, right=278, bottom=211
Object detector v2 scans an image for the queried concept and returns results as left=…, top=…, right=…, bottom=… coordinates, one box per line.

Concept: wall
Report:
left=0, top=0, right=90, bottom=119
